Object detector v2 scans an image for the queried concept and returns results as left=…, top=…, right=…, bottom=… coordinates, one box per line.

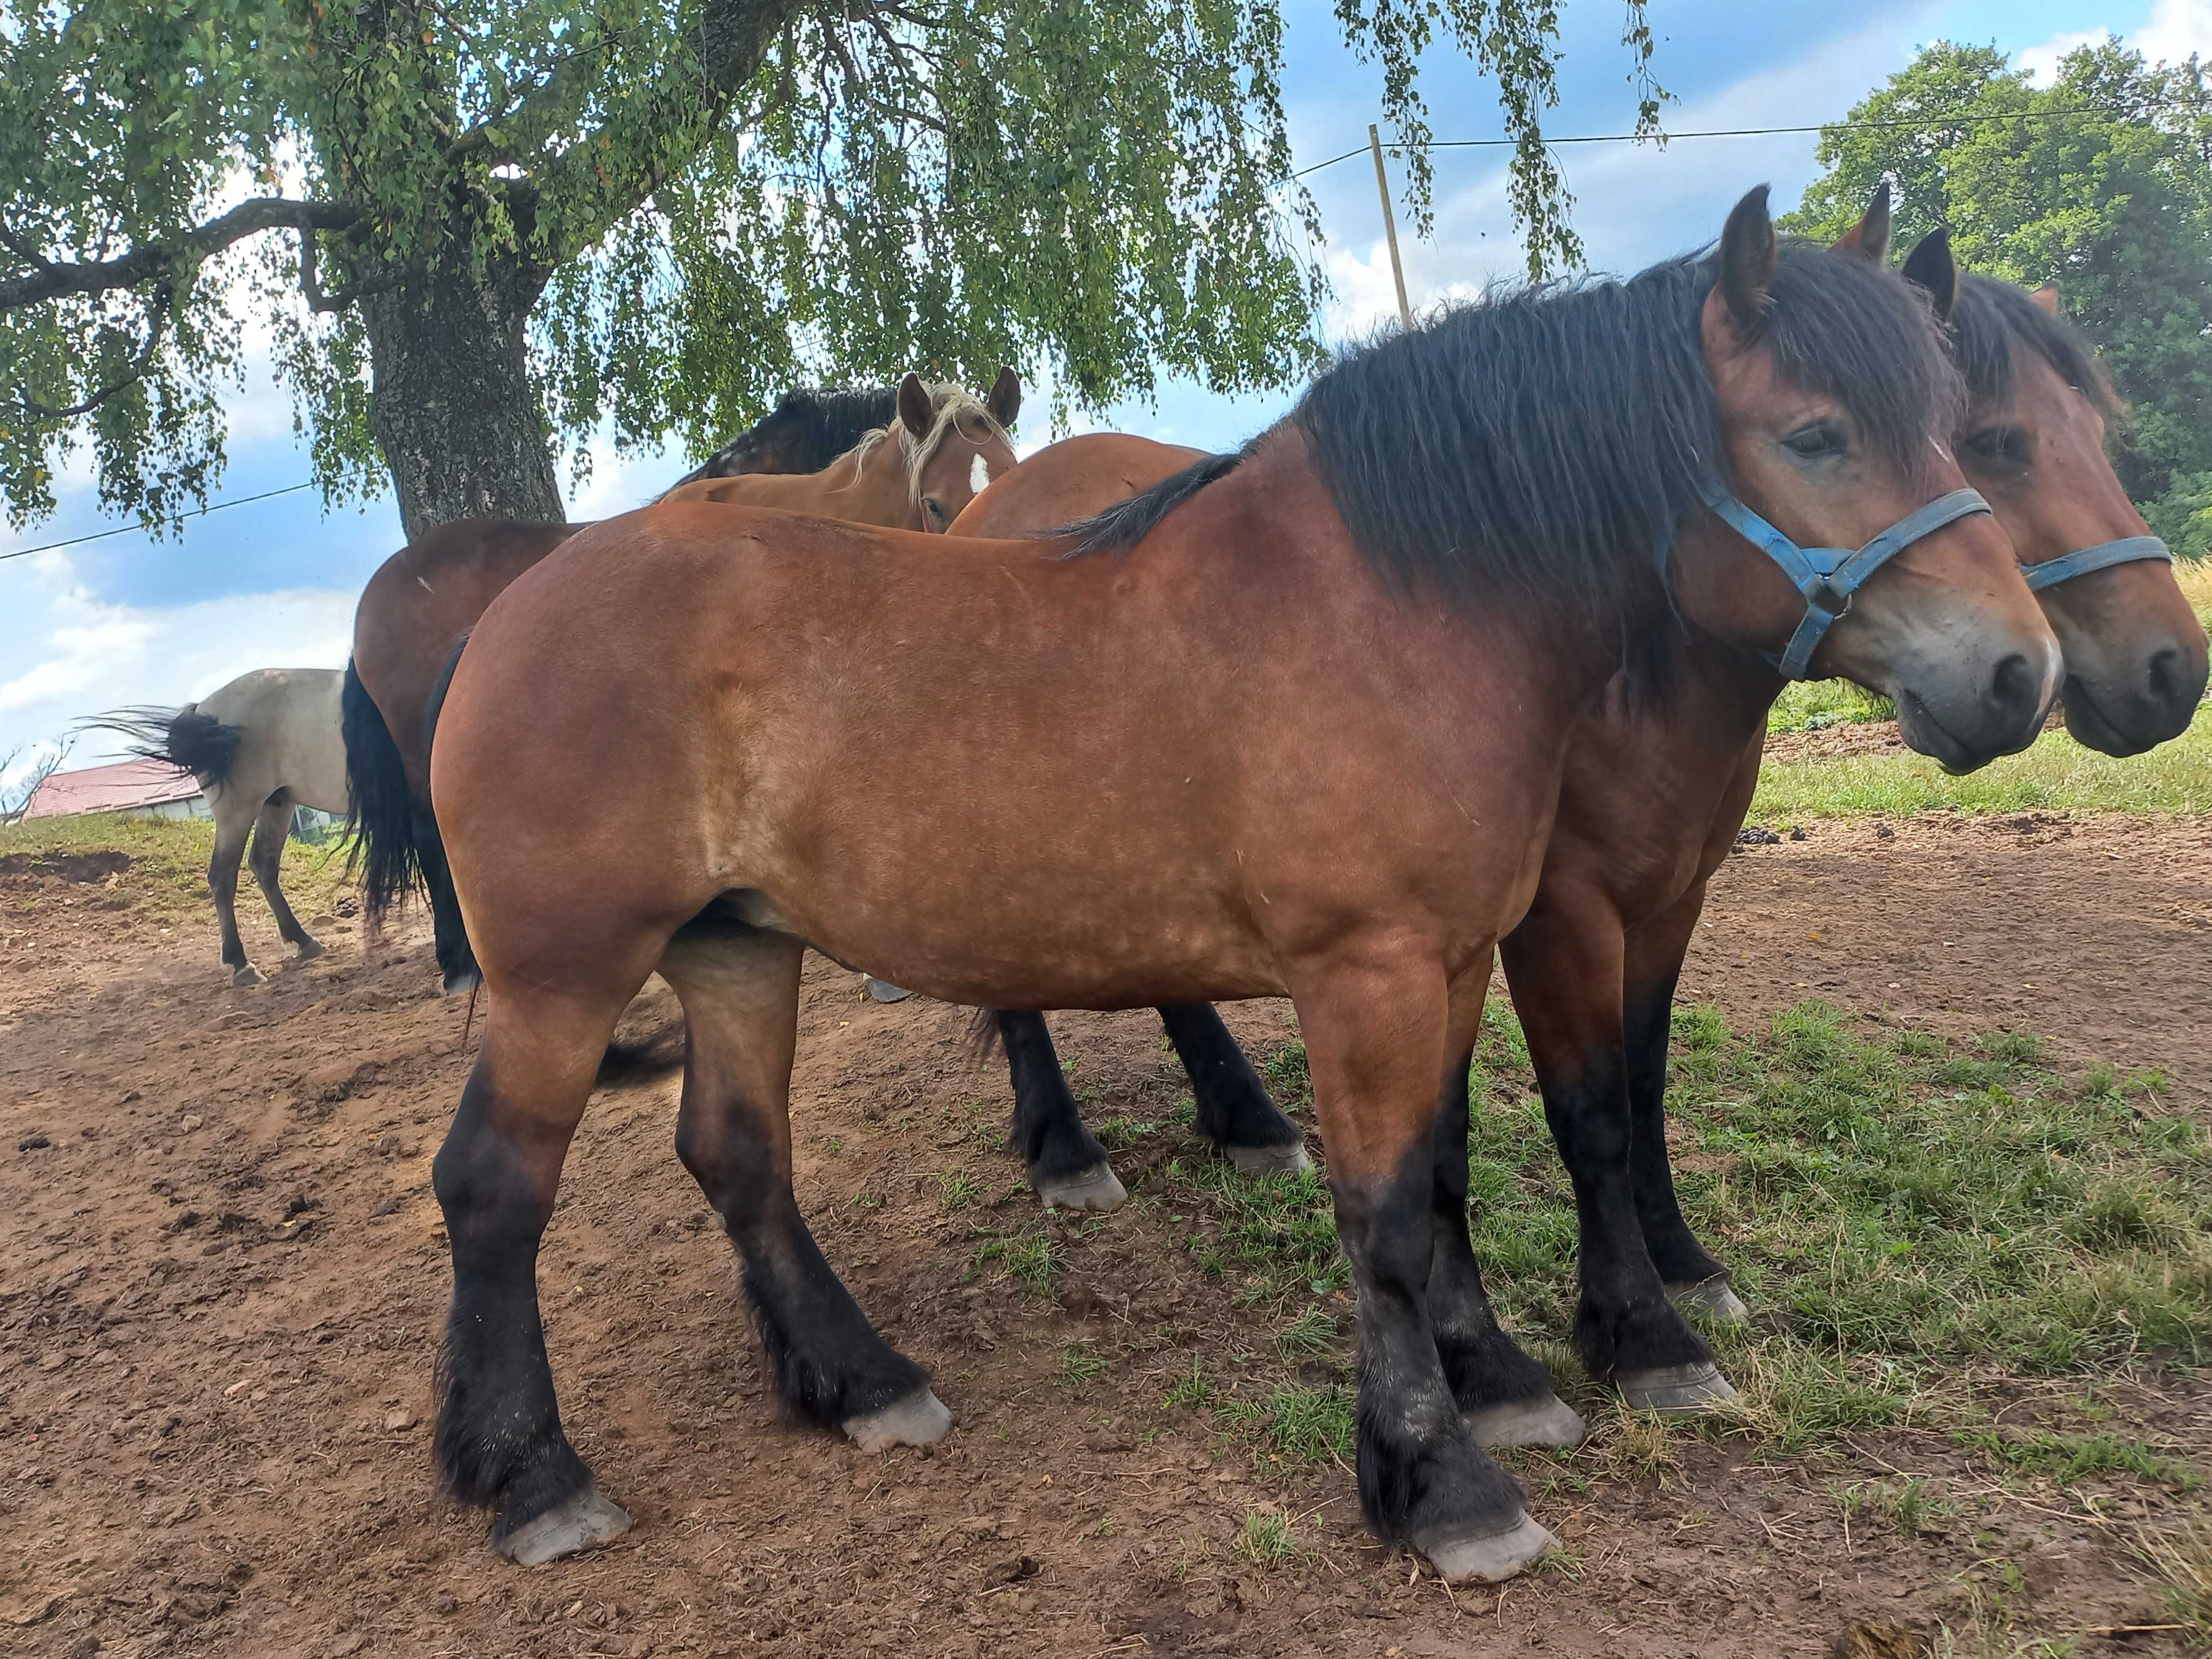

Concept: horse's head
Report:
left=896, top=368, right=1021, bottom=531
left=1669, top=186, right=2059, bottom=773
left=1893, top=245, right=2208, bottom=756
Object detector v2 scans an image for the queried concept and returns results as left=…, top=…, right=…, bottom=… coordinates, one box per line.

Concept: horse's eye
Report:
left=1782, top=423, right=1845, bottom=460
left=923, top=498, right=946, bottom=522
left=1965, top=425, right=2029, bottom=468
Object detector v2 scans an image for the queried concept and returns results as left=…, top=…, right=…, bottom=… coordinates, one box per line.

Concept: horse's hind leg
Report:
left=1158, top=1003, right=1308, bottom=1173
left=663, top=918, right=950, bottom=1450
left=433, top=977, right=634, bottom=1564
left=247, top=796, right=322, bottom=962
left=1624, top=885, right=1743, bottom=1321
left=1428, top=1046, right=1584, bottom=1450
left=416, top=803, right=480, bottom=995
left=1000, top=1010, right=1124, bottom=1212
left=207, top=799, right=258, bottom=986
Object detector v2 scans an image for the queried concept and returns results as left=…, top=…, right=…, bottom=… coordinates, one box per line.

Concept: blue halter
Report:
left=1680, top=476, right=1994, bottom=680
left=2020, top=533, right=2173, bottom=592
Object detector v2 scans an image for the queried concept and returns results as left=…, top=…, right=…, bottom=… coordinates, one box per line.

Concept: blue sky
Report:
left=3, top=0, right=2203, bottom=785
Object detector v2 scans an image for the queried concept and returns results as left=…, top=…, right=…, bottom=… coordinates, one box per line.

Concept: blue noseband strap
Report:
left=2022, top=534, right=2172, bottom=592
left=1688, top=479, right=1994, bottom=680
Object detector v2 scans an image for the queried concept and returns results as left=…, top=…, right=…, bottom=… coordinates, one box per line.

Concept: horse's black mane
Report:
left=1061, top=452, right=1245, bottom=555
left=675, top=386, right=900, bottom=484
left=1948, top=273, right=2117, bottom=415
left=1067, top=239, right=1960, bottom=619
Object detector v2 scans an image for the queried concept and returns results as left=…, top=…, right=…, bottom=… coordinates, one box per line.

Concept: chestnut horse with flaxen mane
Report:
left=422, top=189, right=2060, bottom=1582
left=342, top=371, right=1018, bottom=992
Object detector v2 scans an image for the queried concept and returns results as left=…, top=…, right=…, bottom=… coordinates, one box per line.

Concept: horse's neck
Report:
left=842, top=438, right=918, bottom=528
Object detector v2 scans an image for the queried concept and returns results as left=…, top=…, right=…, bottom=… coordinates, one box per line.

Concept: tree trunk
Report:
left=361, top=245, right=563, bottom=542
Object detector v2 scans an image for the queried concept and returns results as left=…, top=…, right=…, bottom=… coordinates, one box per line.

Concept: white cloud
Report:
left=2018, top=29, right=2110, bottom=83
left=2020, top=0, right=2212, bottom=84
left=0, top=553, right=357, bottom=763
left=2135, top=0, right=2212, bottom=64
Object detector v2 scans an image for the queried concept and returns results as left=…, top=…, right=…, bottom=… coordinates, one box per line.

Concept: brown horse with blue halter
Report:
left=420, top=188, right=2059, bottom=1582
left=976, top=195, right=2205, bottom=1438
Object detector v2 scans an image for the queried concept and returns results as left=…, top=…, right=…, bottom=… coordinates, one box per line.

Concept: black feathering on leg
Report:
left=1158, top=1004, right=1304, bottom=1153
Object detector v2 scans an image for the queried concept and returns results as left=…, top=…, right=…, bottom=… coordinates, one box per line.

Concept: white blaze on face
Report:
left=970, top=452, right=993, bottom=496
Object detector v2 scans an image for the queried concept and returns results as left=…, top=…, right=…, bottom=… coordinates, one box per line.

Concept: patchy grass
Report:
left=1235, top=1507, right=1301, bottom=1567
left=1752, top=701, right=2212, bottom=820
left=1173, top=999, right=2208, bottom=1470
left=1957, top=1427, right=2203, bottom=1492
left=0, top=809, right=356, bottom=930
left=1769, top=678, right=1893, bottom=733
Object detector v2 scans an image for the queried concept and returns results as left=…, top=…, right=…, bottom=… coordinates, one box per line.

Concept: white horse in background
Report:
left=91, top=668, right=350, bottom=985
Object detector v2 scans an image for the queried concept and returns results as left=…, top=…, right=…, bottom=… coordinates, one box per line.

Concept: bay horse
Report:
left=343, top=372, right=1019, bottom=992
left=983, top=201, right=2208, bottom=1432
left=89, top=669, right=350, bottom=985
left=424, top=188, right=2061, bottom=1580
left=946, top=440, right=1319, bottom=1211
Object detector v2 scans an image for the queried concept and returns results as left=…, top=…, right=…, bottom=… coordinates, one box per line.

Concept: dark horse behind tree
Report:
left=342, top=372, right=1019, bottom=993
left=422, top=189, right=2060, bottom=1582
left=973, top=198, right=2207, bottom=1440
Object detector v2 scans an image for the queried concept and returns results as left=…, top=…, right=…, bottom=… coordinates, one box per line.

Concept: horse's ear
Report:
left=1831, top=181, right=1892, bottom=265
left=1718, top=185, right=1777, bottom=334
left=2031, top=281, right=2062, bottom=315
left=1900, top=228, right=1959, bottom=324
left=986, top=366, right=1021, bottom=429
left=896, top=372, right=933, bottom=437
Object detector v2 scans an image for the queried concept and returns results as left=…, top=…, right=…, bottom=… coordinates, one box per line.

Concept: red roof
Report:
left=21, top=756, right=203, bottom=819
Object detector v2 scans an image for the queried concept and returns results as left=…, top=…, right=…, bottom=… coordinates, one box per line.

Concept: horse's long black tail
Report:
left=341, top=660, right=421, bottom=925
left=82, top=705, right=243, bottom=789
left=417, top=636, right=481, bottom=992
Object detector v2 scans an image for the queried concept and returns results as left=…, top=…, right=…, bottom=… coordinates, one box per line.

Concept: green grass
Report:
left=1180, top=1002, right=2210, bottom=1465
left=0, top=809, right=356, bottom=926
left=1958, top=1427, right=2202, bottom=1492
left=1235, top=1508, right=1301, bottom=1567
left=1769, top=678, right=1893, bottom=733
left=1752, top=700, right=2212, bottom=820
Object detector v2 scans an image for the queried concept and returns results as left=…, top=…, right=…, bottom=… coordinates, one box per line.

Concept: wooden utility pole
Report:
left=1369, top=123, right=1413, bottom=331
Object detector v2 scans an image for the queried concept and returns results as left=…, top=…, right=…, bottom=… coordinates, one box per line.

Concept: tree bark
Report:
left=360, top=244, right=562, bottom=541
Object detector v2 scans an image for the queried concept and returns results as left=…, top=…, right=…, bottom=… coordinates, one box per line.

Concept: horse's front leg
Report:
left=1501, top=896, right=1735, bottom=1414
left=1622, top=882, right=1746, bottom=1322
left=1427, top=1009, right=1585, bottom=1450
left=1292, top=942, right=1554, bottom=1583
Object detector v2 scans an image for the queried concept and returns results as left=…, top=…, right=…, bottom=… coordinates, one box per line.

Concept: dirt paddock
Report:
left=1, top=813, right=2206, bottom=1658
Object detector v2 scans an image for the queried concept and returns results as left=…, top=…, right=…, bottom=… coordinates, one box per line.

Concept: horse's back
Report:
left=197, top=668, right=350, bottom=814
left=950, top=432, right=1206, bottom=537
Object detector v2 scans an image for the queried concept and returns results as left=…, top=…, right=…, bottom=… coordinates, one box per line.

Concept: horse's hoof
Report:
left=230, top=963, right=262, bottom=988
left=294, top=937, right=326, bottom=963
left=1466, top=1394, right=1587, bottom=1450
left=864, top=977, right=914, bottom=1004
left=495, top=1482, right=631, bottom=1566
left=1666, top=1276, right=1749, bottom=1324
left=442, top=967, right=481, bottom=997
left=1617, top=1361, right=1739, bottom=1415
left=1035, top=1163, right=1128, bottom=1212
left=1227, top=1140, right=1311, bottom=1176
left=1413, top=1512, right=1558, bottom=1583
left=844, top=1387, right=953, bottom=1453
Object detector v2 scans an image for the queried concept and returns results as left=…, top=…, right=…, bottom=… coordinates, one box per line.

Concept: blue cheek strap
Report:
left=1671, top=478, right=1995, bottom=680
left=2022, top=534, right=2172, bottom=591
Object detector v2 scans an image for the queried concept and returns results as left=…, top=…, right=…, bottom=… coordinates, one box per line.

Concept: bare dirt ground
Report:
left=1, top=814, right=2206, bottom=1659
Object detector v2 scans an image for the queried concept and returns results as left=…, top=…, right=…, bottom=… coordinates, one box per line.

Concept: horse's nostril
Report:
left=1989, top=651, right=2038, bottom=720
left=2146, top=645, right=2187, bottom=708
